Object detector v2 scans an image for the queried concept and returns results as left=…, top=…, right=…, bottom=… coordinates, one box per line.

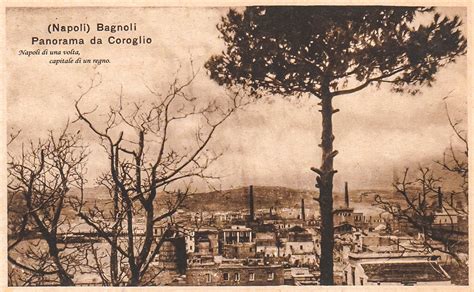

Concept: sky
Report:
left=6, top=7, right=468, bottom=193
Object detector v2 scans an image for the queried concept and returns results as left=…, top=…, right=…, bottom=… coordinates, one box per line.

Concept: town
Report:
left=40, top=183, right=466, bottom=286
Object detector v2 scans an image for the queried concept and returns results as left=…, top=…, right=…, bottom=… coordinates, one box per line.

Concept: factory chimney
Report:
left=248, top=185, right=254, bottom=222
left=438, top=187, right=443, bottom=211
left=344, top=182, right=349, bottom=208
left=301, top=198, right=306, bottom=221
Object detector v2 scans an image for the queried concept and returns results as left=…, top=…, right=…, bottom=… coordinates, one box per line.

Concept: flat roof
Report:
left=361, top=262, right=450, bottom=282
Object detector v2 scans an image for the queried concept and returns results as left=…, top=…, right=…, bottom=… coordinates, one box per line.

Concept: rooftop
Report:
left=349, top=251, right=437, bottom=261
left=361, top=261, right=450, bottom=283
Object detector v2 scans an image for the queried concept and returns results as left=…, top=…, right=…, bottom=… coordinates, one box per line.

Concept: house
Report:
left=254, top=224, right=280, bottom=257
left=433, top=208, right=459, bottom=226
left=220, top=225, right=256, bottom=259
left=221, top=225, right=254, bottom=244
left=334, top=222, right=356, bottom=234
left=353, top=212, right=364, bottom=229
left=283, top=226, right=317, bottom=266
left=283, top=267, right=319, bottom=285
left=222, top=242, right=256, bottom=259
left=185, top=258, right=284, bottom=286
left=343, top=252, right=451, bottom=286
left=333, top=207, right=355, bottom=227
left=194, top=228, right=219, bottom=256
left=274, top=218, right=305, bottom=230
left=363, top=214, right=388, bottom=231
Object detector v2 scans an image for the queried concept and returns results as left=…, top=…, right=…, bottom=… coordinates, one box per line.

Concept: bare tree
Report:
left=375, top=106, right=468, bottom=265
left=72, top=69, right=245, bottom=286
left=8, top=125, right=88, bottom=286
left=376, top=168, right=464, bottom=260
left=436, top=103, right=468, bottom=215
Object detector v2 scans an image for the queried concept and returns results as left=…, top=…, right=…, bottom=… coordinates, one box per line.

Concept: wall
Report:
left=283, top=241, right=314, bottom=257
left=186, top=265, right=284, bottom=286
left=222, top=242, right=256, bottom=259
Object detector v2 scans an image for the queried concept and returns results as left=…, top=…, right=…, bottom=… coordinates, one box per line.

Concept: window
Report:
left=351, top=267, right=355, bottom=285
left=206, top=273, right=212, bottom=283
left=223, top=273, right=229, bottom=281
left=300, top=245, right=303, bottom=250
left=234, top=273, right=240, bottom=281
left=249, top=273, right=255, bottom=281
left=360, top=278, right=364, bottom=286
left=267, top=272, right=274, bottom=281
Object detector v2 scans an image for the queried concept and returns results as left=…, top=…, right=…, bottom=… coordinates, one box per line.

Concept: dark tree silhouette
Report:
left=73, top=70, right=245, bottom=286
left=375, top=167, right=468, bottom=263
left=8, top=125, right=88, bottom=286
left=205, top=6, right=466, bottom=284
left=375, top=104, right=468, bottom=283
left=436, top=103, right=468, bottom=215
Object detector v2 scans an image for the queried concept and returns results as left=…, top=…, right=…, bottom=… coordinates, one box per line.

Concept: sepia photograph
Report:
left=5, top=5, right=469, bottom=287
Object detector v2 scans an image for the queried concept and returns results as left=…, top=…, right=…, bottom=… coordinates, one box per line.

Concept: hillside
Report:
left=181, top=186, right=395, bottom=214
left=181, top=186, right=319, bottom=212
left=8, top=184, right=415, bottom=216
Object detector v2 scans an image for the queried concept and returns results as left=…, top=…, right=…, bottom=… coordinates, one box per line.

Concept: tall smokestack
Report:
left=344, top=182, right=349, bottom=208
left=248, top=185, right=254, bottom=222
left=438, top=187, right=443, bottom=211
left=301, top=198, right=306, bottom=221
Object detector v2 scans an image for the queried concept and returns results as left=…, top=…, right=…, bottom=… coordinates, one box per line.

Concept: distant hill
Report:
left=8, top=184, right=416, bottom=216
left=182, top=186, right=319, bottom=212
left=180, top=185, right=396, bottom=214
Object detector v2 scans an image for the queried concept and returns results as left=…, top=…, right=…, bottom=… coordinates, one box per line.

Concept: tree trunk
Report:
left=110, top=187, right=119, bottom=286
left=49, top=242, right=75, bottom=286
left=129, top=272, right=140, bottom=286
left=126, top=201, right=140, bottom=286
left=318, top=91, right=335, bottom=285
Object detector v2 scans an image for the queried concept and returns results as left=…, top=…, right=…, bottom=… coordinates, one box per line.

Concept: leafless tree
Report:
left=8, top=125, right=88, bottom=286
left=375, top=106, right=468, bottom=265
left=72, top=69, right=246, bottom=286
left=435, top=103, right=468, bottom=215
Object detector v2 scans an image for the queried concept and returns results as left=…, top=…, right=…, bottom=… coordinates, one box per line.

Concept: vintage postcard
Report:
left=3, top=2, right=471, bottom=289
